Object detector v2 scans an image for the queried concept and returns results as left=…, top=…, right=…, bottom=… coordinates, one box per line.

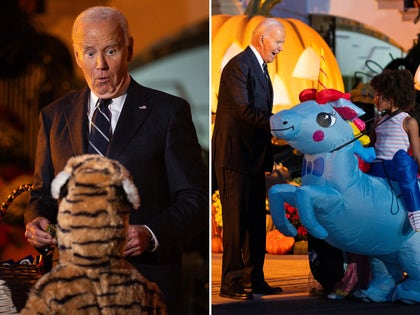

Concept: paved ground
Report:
left=211, top=253, right=420, bottom=315
left=212, top=253, right=311, bottom=305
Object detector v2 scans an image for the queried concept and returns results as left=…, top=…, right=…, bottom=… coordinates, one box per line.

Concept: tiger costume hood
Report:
left=21, top=154, right=166, bottom=315
left=51, top=154, right=139, bottom=266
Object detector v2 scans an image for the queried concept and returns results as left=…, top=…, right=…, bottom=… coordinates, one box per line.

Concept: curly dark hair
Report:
left=370, top=69, right=416, bottom=113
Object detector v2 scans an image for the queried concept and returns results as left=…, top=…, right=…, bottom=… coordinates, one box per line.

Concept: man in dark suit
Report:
left=23, top=6, right=207, bottom=315
left=212, top=18, right=286, bottom=300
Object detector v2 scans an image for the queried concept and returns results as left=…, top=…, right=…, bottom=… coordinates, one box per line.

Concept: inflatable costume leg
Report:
left=393, top=150, right=420, bottom=231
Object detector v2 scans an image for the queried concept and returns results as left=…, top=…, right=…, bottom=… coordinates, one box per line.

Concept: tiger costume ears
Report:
left=51, top=171, right=70, bottom=199
left=51, top=154, right=140, bottom=210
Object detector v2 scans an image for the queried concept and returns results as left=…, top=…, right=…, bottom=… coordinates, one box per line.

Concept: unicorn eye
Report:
left=316, top=112, right=336, bottom=128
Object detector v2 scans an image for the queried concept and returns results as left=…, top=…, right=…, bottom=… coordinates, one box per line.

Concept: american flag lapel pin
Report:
left=138, top=105, right=147, bottom=110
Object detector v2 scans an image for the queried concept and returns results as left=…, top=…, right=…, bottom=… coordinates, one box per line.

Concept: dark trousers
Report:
left=215, top=166, right=267, bottom=288
left=127, top=257, right=184, bottom=315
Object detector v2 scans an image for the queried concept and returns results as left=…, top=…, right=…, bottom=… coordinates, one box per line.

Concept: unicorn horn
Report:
left=317, top=48, right=328, bottom=91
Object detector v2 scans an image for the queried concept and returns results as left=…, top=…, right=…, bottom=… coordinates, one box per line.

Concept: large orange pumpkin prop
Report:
left=211, top=14, right=344, bottom=114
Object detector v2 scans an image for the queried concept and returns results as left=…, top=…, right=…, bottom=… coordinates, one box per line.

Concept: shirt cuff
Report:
left=143, top=225, right=159, bottom=252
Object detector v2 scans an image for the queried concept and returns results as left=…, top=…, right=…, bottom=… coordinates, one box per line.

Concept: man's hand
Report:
left=25, top=217, right=56, bottom=248
left=124, top=225, right=152, bottom=257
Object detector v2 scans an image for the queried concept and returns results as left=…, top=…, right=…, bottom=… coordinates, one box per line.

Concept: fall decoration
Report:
left=211, top=192, right=223, bottom=253
left=266, top=213, right=275, bottom=234
left=212, top=191, right=223, bottom=230
left=211, top=235, right=223, bottom=253
left=293, top=240, right=308, bottom=255
left=284, top=202, right=308, bottom=241
left=211, top=189, right=308, bottom=254
left=266, top=229, right=295, bottom=255
left=245, top=0, right=282, bottom=16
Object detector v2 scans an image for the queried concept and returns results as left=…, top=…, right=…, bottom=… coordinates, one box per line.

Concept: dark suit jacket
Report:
left=25, top=78, right=208, bottom=312
left=212, top=46, right=273, bottom=174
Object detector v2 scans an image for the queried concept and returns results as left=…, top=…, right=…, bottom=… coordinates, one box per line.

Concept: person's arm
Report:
left=404, top=116, right=420, bottom=170
left=222, top=59, right=272, bottom=130
left=24, top=109, right=58, bottom=248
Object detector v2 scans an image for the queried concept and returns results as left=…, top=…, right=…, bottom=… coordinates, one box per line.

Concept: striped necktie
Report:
left=262, top=62, right=269, bottom=80
left=88, top=98, right=113, bottom=156
left=262, top=62, right=273, bottom=107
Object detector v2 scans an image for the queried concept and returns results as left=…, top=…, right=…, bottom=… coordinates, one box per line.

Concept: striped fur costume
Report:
left=22, top=154, right=166, bottom=315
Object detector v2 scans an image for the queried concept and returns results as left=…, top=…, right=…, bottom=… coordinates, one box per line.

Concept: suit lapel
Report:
left=245, top=47, right=273, bottom=110
left=62, top=88, right=89, bottom=155
left=245, top=47, right=268, bottom=89
left=108, top=80, right=152, bottom=159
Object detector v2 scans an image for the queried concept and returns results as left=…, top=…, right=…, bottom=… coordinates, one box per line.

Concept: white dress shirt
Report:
left=87, top=92, right=159, bottom=251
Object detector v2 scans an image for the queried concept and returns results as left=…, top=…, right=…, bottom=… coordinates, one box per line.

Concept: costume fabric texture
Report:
left=21, top=154, right=167, bottom=315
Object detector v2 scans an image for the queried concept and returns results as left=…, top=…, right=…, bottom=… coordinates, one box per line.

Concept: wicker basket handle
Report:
left=0, top=184, right=33, bottom=223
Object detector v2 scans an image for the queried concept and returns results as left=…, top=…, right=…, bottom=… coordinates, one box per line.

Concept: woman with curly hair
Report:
left=369, top=68, right=420, bottom=231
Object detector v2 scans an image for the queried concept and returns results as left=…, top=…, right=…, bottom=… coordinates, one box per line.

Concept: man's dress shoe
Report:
left=220, top=285, right=253, bottom=300
left=243, top=282, right=252, bottom=293
left=252, top=281, right=283, bottom=295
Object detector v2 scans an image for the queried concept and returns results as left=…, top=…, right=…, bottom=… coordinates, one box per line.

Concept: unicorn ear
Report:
left=122, top=178, right=140, bottom=209
left=332, top=98, right=366, bottom=120
left=51, top=170, right=71, bottom=199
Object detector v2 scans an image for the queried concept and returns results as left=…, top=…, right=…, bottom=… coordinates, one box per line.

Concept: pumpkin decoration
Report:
left=266, top=213, right=275, bottom=234
left=293, top=240, right=308, bottom=255
left=244, top=0, right=282, bottom=16
left=212, top=235, right=223, bottom=253
left=211, top=14, right=344, bottom=114
left=265, top=229, right=295, bottom=255
left=211, top=201, right=223, bottom=253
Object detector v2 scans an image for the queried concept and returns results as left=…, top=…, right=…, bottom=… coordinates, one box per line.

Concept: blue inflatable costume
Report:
left=269, top=88, right=420, bottom=304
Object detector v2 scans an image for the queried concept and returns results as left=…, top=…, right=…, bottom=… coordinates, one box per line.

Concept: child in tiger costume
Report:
left=21, top=154, right=167, bottom=315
